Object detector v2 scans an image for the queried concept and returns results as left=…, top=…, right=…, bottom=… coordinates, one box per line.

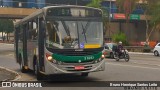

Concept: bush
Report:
left=143, top=44, right=151, bottom=52
left=112, top=32, right=128, bottom=45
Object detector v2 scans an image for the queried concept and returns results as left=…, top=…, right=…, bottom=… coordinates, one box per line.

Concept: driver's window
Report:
left=46, top=21, right=59, bottom=44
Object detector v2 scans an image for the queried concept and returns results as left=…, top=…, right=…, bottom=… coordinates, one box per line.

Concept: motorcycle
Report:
left=114, top=49, right=130, bottom=62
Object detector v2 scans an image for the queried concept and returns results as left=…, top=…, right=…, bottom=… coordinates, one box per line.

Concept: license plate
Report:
left=74, top=66, right=85, bottom=70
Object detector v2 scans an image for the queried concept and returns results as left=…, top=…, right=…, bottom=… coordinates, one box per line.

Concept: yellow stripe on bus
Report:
left=84, top=44, right=100, bottom=48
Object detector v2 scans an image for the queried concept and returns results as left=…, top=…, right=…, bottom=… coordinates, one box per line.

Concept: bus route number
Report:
left=84, top=56, right=94, bottom=60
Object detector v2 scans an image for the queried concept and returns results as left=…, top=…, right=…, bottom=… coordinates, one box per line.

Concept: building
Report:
left=2, top=0, right=13, bottom=7
left=1, top=0, right=159, bottom=44
left=1, top=0, right=91, bottom=8
left=102, top=0, right=160, bottom=45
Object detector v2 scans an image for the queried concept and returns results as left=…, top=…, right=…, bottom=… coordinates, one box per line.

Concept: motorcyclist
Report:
left=117, top=41, right=124, bottom=56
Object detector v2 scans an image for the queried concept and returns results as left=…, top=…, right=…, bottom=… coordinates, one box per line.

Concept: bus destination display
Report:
left=47, top=7, right=102, bottom=17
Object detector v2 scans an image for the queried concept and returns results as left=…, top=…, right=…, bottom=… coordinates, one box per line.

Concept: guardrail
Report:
left=124, top=46, right=152, bottom=52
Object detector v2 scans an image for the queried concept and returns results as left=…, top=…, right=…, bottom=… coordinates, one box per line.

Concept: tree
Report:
left=148, top=1, right=160, bottom=41
left=140, top=0, right=160, bottom=42
left=87, top=0, right=103, bottom=8
left=4, top=20, right=14, bottom=41
left=87, top=0, right=109, bottom=38
left=0, top=19, right=6, bottom=41
left=0, top=19, right=14, bottom=41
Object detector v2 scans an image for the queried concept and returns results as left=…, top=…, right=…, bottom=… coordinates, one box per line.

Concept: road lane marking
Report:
left=8, top=54, right=14, bottom=56
left=132, top=62, right=160, bottom=67
left=105, top=63, right=160, bottom=70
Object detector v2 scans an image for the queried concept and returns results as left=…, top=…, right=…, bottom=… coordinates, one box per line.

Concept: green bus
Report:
left=14, top=5, right=105, bottom=80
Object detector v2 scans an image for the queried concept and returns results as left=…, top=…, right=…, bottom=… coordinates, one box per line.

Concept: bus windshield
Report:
left=45, top=20, right=103, bottom=49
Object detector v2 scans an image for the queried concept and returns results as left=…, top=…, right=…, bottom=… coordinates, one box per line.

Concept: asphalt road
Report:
left=0, top=43, right=160, bottom=90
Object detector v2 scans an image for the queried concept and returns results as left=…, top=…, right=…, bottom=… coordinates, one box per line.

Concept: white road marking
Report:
left=132, top=62, right=160, bottom=67
left=105, top=62, right=160, bottom=70
left=0, top=66, right=21, bottom=88
left=0, top=66, right=21, bottom=81
left=8, top=54, right=14, bottom=56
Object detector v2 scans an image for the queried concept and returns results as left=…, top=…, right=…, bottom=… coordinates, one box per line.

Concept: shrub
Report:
left=112, top=32, right=128, bottom=45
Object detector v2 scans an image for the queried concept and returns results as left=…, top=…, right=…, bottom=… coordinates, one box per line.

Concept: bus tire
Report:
left=81, top=73, right=89, bottom=77
left=19, top=55, right=28, bottom=73
left=35, top=60, right=44, bottom=80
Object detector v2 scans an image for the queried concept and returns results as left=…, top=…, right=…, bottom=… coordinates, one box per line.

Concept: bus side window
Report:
left=32, top=20, right=38, bottom=40
left=19, top=25, right=23, bottom=42
left=28, top=20, right=38, bottom=41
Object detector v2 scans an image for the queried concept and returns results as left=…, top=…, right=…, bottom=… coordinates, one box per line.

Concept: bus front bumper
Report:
left=44, top=59, right=105, bottom=75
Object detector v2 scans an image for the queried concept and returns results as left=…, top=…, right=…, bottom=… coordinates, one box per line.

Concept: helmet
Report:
left=119, top=41, right=122, bottom=44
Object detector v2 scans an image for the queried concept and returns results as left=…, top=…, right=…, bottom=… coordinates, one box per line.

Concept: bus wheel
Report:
left=81, top=73, right=89, bottom=77
left=19, top=56, right=28, bottom=73
left=34, top=60, right=44, bottom=80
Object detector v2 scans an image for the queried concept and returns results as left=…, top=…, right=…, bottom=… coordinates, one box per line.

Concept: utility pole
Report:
left=108, top=0, right=112, bottom=39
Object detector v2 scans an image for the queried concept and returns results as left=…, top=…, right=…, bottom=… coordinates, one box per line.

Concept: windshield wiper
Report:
left=81, top=23, right=87, bottom=43
left=81, top=21, right=90, bottom=43
left=81, top=21, right=90, bottom=34
left=61, top=21, right=70, bottom=36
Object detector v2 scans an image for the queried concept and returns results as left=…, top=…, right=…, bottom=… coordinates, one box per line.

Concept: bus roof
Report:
left=43, top=5, right=102, bottom=11
left=15, top=5, right=102, bottom=27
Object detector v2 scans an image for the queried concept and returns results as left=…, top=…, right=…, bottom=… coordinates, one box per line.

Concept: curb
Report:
left=0, top=43, right=14, bottom=45
left=0, top=66, right=21, bottom=81
left=129, top=52, right=153, bottom=55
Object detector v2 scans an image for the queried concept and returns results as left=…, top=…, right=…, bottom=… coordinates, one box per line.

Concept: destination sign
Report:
left=47, top=7, right=102, bottom=17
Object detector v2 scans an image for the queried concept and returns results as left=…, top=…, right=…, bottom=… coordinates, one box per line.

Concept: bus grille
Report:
left=58, top=51, right=100, bottom=56
left=46, top=47, right=103, bottom=56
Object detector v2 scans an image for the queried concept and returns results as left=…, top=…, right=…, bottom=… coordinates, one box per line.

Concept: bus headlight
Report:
left=46, top=53, right=53, bottom=61
left=47, top=56, right=52, bottom=61
left=101, top=54, right=105, bottom=58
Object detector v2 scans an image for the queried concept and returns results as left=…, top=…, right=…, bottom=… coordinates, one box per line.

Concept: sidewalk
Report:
left=0, top=66, right=19, bottom=81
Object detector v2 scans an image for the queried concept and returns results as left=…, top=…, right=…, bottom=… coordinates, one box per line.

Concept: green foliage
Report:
left=0, top=19, right=14, bottom=33
left=0, top=19, right=14, bottom=41
left=5, top=20, right=14, bottom=33
left=87, top=0, right=108, bottom=17
left=87, top=0, right=103, bottom=8
left=150, top=2, right=160, bottom=26
left=112, top=32, right=128, bottom=45
left=139, top=0, right=160, bottom=41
